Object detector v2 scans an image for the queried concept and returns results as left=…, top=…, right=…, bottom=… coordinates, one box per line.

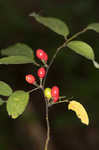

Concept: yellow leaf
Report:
left=68, top=100, right=89, bottom=125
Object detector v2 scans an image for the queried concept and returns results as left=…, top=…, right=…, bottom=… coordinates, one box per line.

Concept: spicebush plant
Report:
left=0, top=12, right=99, bottom=150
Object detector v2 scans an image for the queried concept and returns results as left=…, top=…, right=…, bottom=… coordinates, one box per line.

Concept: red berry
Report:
left=53, top=96, right=59, bottom=103
left=44, top=52, right=48, bottom=62
left=37, top=67, right=46, bottom=78
left=25, top=74, right=36, bottom=84
left=36, top=49, right=45, bottom=60
left=51, top=86, right=59, bottom=97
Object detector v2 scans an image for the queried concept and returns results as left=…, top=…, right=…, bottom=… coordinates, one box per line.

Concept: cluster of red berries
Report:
left=44, top=86, right=59, bottom=103
left=25, top=49, right=59, bottom=103
left=25, top=49, right=48, bottom=84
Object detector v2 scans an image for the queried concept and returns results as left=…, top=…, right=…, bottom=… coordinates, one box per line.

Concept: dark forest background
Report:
left=0, top=0, right=99, bottom=150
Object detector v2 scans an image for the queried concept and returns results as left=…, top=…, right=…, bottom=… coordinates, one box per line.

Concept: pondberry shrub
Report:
left=0, top=12, right=99, bottom=150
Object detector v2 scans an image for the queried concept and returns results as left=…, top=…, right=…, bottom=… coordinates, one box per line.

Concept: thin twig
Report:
left=66, top=27, right=87, bottom=44
left=53, top=99, right=69, bottom=105
left=28, top=87, right=40, bottom=93
left=48, top=99, right=69, bottom=107
left=43, top=28, right=87, bottom=88
left=44, top=99, right=50, bottom=150
left=59, top=96, right=67, bottom=99
left=40, top=87, right=50, bottom=150
left=43, top=42, right=66, bottom=88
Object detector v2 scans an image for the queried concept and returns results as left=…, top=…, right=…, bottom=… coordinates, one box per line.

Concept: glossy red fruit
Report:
left=25, top=74, right=36, bottom=84
left=37, top=67, right=46, bottom=78
left=51, top=86, right=59, bottom=98
left=53, top=95, right=59, bottom=103
left=36, top=49, right=45, bottom=60
left=44, top=52, right=48, bottom=62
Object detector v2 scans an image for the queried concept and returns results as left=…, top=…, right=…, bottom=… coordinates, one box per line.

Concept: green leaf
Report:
left=0, top=81, right=13, bottom=96
left=87, top=23, right=99, bottom=33
left=0, top=56, right=37, bottom=64
left=1, top=43, right=34, bottom=59
left=1, top=43, right=39, bottom=66
left=0, top=98, right=5, bottom=106
left=30, top=12, right=70, bottom=37
left=67, top=41, right=95, bottom=60
left=7, top=90, right=29, bottom=119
